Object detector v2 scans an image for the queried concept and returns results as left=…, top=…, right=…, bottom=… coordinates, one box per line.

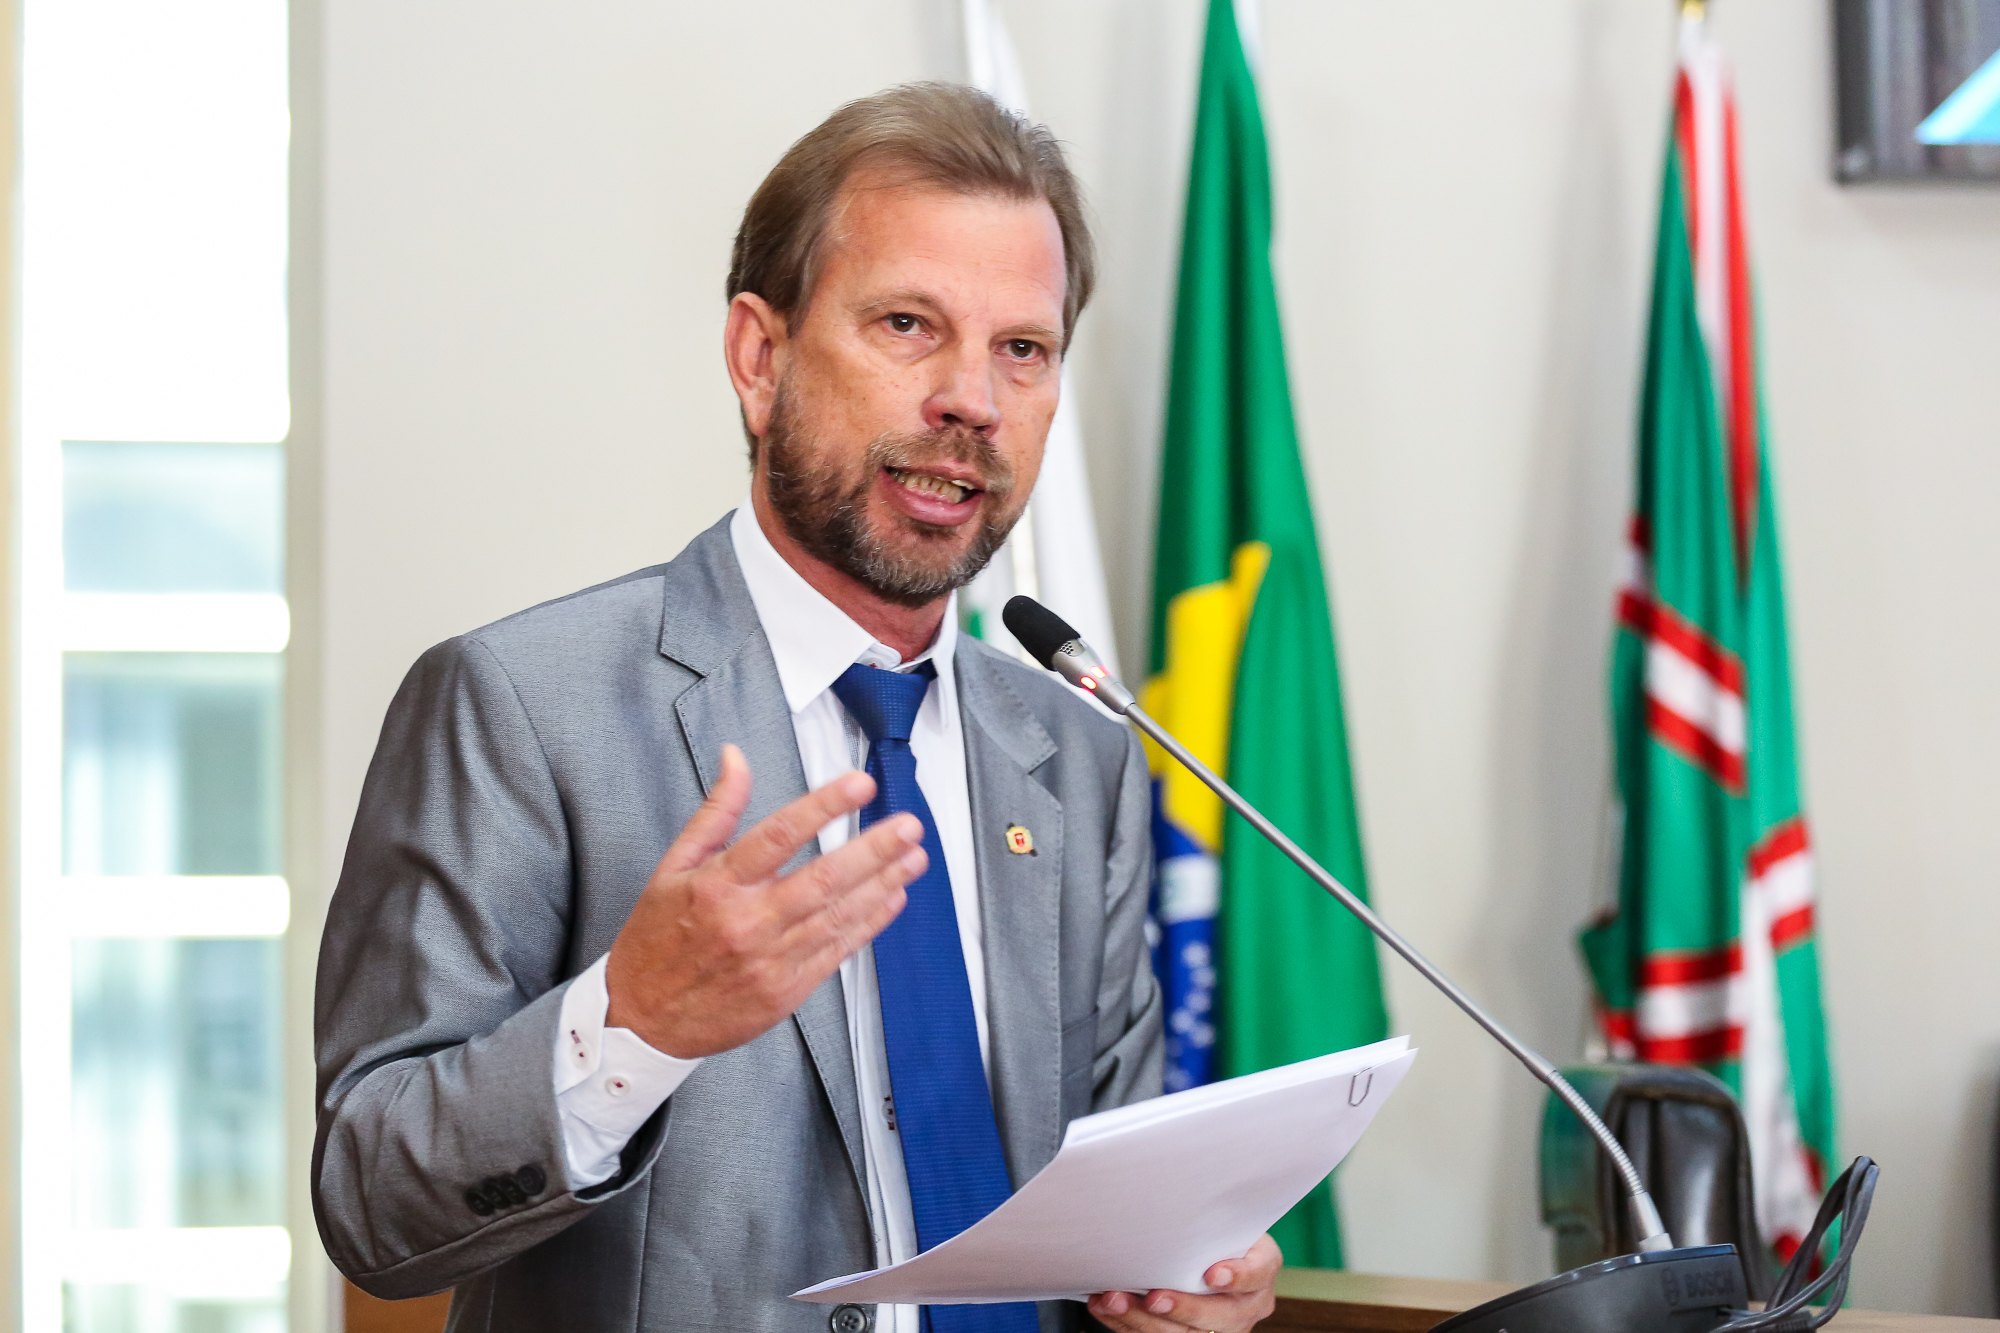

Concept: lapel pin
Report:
left=1005, top=824, right=1034, bottom=855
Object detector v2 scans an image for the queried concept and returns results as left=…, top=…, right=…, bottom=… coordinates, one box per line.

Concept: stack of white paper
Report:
left=793, top=1036, right=1416, bottom=1306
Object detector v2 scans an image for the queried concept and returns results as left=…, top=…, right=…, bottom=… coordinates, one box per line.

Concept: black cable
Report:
left=1757, top=1156, right=1874, bottom=1329
left=1713, top=1156, right=1879, bottom=1332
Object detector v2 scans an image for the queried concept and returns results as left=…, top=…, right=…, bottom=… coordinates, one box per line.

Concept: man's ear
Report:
left=723, top=292, right=789, bottom=442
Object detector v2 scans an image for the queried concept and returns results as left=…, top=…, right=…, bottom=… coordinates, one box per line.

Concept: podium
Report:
left=344, top=1270, right=1998, bottom=1331
left=344, top=1282, right=450, bottom=1333
left=1267, top=1270, right=2000, bottom=1332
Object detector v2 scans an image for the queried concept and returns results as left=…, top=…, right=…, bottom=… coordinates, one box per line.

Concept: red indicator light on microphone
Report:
left=1079, top=677, right=1098, bottom=690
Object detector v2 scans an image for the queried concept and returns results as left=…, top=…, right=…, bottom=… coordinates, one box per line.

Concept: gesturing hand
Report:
left=1086, top=1234, right=1282, bottom=1333
left=605, top=744, right=926, bottom=1059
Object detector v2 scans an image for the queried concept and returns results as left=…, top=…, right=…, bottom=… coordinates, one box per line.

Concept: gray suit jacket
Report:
left=313, top=514, right=1163, bottom=1333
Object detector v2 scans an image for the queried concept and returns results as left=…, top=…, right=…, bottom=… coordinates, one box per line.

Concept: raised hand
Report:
left=605, top=744, right=925, bottom=1058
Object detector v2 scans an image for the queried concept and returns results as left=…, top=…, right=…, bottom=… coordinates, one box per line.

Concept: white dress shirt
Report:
left=552, top=503, right=988, bottom=1333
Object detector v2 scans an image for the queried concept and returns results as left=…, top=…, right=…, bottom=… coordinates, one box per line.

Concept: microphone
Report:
left=999, top=596, right=1139, bottom=714
left=1002, top=593, right=1881, bottom=1333
left=999, top=595, right=1672, bottom=1247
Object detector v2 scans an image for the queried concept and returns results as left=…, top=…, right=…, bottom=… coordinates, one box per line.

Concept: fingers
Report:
left=1083, top=1293, right=1185, bottom=1333
left=1121, top=1288, right=1255, bottom=1331
left=1204, top=1233, right=1281, bottom=1293
left=1082, top=1293, right=1135, bottom=1333
left=655, top=744, right=754, bottom=876
left=767, top=812, right=925, bottom=928
left=717, top=770, right=879, bottom=883
left=1087, top=1236, right=1281, bottom=1333
left=741, top=835, right=921, bottom=1027
left=1086, top=1289, right=1260, bottom=1333
left=787, top=843, right=923, bottom=974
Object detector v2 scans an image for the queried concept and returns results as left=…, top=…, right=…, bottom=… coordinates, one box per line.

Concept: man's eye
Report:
left=887, top=313, right=919, bottom=333
left=1005, top=339, right=1040, bottom=360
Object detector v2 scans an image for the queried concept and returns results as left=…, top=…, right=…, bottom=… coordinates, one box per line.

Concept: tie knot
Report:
left=831, top=660, right=937, bottom=744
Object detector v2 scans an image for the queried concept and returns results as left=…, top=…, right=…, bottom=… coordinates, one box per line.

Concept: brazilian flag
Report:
left=1144, top=0, right=1388, bottom=1269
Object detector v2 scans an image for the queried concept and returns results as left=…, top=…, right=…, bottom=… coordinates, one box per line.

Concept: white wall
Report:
left=1728, top=0, right=2000, bottom=1314
left=300, top=0, right=2000, bottom=1316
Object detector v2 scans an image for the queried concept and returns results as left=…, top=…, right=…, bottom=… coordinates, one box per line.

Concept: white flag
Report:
left=956, top=0, right=1123, bottom=681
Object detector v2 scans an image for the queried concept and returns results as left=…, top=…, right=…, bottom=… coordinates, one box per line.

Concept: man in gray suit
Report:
left=315, top=83, right=1280, bottom=1333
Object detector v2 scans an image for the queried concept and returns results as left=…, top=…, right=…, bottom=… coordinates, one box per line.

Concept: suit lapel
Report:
left=658, top=516, right=867, bottom=1201
left=957, top=645, right=1066, bottom=1186
left=654, top=522, right=1070, bottom=1207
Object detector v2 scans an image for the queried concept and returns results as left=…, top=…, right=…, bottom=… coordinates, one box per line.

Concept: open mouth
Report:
left=886, top=466, right=981, bottom=506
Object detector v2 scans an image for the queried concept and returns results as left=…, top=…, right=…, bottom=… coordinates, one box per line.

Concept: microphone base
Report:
left=1429, top=1245, right=1747, bottom=1333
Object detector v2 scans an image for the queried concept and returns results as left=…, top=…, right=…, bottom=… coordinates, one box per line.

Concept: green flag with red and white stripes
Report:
left=1580, top=6, right=1837, bottom=1262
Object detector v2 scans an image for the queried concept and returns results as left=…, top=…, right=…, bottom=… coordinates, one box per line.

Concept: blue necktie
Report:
left=830, top=662, right=1038, bottom=1333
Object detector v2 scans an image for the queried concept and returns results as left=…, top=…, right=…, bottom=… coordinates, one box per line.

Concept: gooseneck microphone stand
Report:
left=996, top=597, right=1675, bottom=1249
left=1133, top=698, right=1679, bottom=1243
left=1002, top=593, right=1880, bottom=1332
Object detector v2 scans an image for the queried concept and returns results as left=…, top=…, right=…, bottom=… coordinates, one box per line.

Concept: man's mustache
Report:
left=865, top=428, right=1016, bottom=501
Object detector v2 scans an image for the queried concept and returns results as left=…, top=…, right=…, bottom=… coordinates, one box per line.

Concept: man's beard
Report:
left=761, top=382, right=1024, bottom=608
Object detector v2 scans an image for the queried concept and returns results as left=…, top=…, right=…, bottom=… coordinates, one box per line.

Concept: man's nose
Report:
left=922, top=343, right=999, bottom=436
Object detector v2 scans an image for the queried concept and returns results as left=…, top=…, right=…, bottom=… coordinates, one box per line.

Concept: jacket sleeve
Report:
left=1090, top=727, right=1165, bottom=1113
left=311, top=635, right=667, bottom=1298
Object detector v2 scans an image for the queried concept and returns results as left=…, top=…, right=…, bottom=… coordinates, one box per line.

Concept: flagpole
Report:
left=953, top=0, right=1122, bottom=680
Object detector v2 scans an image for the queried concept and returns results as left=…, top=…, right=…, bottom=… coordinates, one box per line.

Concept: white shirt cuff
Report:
left=553, top=954, right=702, bottom=1189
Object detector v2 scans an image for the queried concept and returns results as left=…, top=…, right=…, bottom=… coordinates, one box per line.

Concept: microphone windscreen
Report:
left=1002, top=596, right=1081, bottom=670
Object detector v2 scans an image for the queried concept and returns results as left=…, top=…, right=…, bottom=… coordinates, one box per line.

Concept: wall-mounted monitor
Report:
left=1834, top=0, right=2000, bottom=182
